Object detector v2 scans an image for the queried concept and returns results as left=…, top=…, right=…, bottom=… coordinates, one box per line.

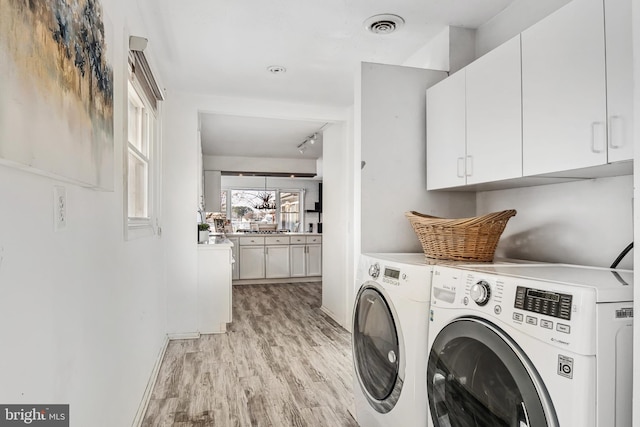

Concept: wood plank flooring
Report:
left=142, top=282, right=358, bottom=427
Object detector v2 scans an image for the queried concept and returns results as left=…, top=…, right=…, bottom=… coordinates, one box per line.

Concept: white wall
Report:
left=204, top=155, right=317, bottom=176
left=360, top=62, right=476, bottom=253
left=478, top=176, right=633, bottom=268
left=0, top=1, right=168, bottom=425
left=403, top=26, right=477, bottom=73
left=321, top=122, right=351, bottom=327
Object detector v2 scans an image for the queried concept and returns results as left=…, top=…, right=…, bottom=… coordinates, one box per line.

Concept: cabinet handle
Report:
left=591, top=122, right=606, bottom=153
left=465, top=156, right=473, bottom=177
left=457, top=157, right=465, bottom=178
left=609, top=116, right=624, bottom=149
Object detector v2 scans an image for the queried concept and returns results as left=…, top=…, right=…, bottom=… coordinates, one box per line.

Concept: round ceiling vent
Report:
left=267, top=65, right=287, bottom=74
left=364, top=14, right=405, bottom=35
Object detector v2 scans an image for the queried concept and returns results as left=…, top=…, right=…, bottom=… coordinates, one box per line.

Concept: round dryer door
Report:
left=427, top=318, right=558, bottom=427
left=353, top=285, right=403, bottom=413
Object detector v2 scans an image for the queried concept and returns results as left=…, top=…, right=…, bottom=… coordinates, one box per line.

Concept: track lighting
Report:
left=297, top=133, right=318, bottom=154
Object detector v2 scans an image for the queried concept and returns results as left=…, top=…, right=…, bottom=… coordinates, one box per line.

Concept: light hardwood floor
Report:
left=142, top=282, right=359, bottom=427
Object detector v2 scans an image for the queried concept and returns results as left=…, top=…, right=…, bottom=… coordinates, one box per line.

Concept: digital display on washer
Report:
left=514, top=286, right=573, bottom=320
left=384, top=268, right=400, bottom=280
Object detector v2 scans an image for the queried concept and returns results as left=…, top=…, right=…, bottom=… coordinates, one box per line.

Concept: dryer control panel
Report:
left=514, top=286, right=573, bottom=321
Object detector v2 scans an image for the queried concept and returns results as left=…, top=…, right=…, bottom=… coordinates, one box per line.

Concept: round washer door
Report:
left=427, top=317, right=559, bottom=427
left=352, top=284, right=404, bottom=413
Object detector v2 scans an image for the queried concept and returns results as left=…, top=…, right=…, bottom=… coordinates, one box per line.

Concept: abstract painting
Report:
left=0, top=0, right=114, bottom=190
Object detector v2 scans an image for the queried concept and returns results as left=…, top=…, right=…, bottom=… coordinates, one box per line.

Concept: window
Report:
left=127, top=84, right=151, bottom=219
left=126, top=42, right=163, bottom=239
left=221, top=188, right=304, bottom=232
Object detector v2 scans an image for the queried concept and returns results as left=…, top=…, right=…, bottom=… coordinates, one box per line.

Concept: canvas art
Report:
left=0, top=0, right=114, bottom=190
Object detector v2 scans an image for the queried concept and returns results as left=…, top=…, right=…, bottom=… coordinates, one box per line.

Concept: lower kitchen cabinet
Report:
left=306, top=244, right=322, bottom=276
left=236, top=234, right=322, bottom=281
left=290, top=236, right=322, bottom=278
left=239, top=245, right=265, bottom=279
left=265, top=244, right=290, bottom=278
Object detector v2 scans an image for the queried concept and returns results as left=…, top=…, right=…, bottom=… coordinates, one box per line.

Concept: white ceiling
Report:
left=139, top=0, right=518, bottom=162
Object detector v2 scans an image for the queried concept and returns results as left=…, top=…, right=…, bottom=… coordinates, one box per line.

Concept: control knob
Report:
left=470, top=280, right=491, bottom=306
left=368, top=263, right=380, bottom=279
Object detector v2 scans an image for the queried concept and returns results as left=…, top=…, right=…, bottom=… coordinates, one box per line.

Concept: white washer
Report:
left=353, top=253, right=434, bottom=427
left=352, top=254, right=533, bottom=427
left=427, top=264, right=633, bottom=427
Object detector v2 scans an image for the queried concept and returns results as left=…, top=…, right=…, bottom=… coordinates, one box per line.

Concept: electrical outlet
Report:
left=53, top=186, right=67, bottom=231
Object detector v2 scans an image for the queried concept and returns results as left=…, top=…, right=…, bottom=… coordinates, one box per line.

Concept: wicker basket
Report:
left=405, top=209, right=517, bottom=262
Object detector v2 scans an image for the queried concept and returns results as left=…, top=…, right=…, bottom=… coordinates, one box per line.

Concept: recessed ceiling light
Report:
left=363, top=14, right=405, bottom=35
left=267, top=65, right=287, bottom=74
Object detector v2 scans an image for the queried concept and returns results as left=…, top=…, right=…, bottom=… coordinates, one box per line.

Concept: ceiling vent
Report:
left=267, top=65, right=287, bottom=74
left=364, top=14, right=405, bottom=35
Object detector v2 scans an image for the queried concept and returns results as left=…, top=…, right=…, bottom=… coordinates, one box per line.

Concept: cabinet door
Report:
left=521, top=0, right=607, bottom=176
left=466, top=35, right=522, bottom=184
left=426, top=70, right=466, bottom=190
left=290, top=245, right=306, bottom=278
left=239, top=246, right=265, bottom=279
left=265, top=245, right=290, bottom=278
left=306, top=244, right=322, bottom=277
left=605, top=0, right=633, bottom=162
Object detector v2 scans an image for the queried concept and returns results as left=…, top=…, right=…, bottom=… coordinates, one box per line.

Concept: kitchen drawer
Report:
left=239, top=236, right=265, bottom=246
left=290, top=236, right=306, bottom=244
left=306, top=236, right=322, bottom=244
left=265, top=236, right=290, bottom=245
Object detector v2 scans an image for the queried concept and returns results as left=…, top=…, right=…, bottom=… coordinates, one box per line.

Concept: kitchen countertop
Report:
left=197, top=237, right=234, bottom=247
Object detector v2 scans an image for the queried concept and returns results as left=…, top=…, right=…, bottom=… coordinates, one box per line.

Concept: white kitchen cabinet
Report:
left=521, top=0, right=607, bottom=176
left=197, top=242, right=233, bottom=333
left=466, top=35, right=522, bottom=184
left=289, top=236, right=322, bottom=277
left=290, top=244, right=306, bottom=278
left=426, top=70, right=466, bottom=190
left=265, top=236, right=290, bottom=278
left=239, top=245, right=265, bottom=279
left=604, top=0, right=633, bottom=162
left=306, top=243, right=322, bottom=277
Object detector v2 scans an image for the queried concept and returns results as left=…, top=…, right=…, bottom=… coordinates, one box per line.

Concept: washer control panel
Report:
left=382, top=267, right=401, bottom=286
left=514, top=286, right=573, bottom=321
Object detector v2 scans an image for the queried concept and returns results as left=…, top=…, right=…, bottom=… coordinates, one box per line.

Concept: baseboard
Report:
left=166, top=332, right=201, bottom=340
left=131, top=335, right=170, bottom=427
left=320, top=305, right=349, bottom=330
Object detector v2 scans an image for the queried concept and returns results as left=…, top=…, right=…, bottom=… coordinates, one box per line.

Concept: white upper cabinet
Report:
left=604, top=0, right=633, bottom=162
left=426, top=70, right=466, bottom=190
left=466, top=35, right=522, bottom=184
left=521, top=0, right=607, bottom=175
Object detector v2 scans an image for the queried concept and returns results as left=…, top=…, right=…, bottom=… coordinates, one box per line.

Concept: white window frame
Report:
left=221, top=187, right=305, bottom=232
left=125, top=67, right=162, bottom=240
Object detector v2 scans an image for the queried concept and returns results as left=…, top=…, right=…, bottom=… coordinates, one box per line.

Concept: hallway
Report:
left=142, top=283, right=358, bottom=426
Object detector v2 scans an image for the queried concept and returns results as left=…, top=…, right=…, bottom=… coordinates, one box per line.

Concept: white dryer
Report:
left=352, top=253, right=434, bottom=427
left=427, top=264, right=633, bottom=427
